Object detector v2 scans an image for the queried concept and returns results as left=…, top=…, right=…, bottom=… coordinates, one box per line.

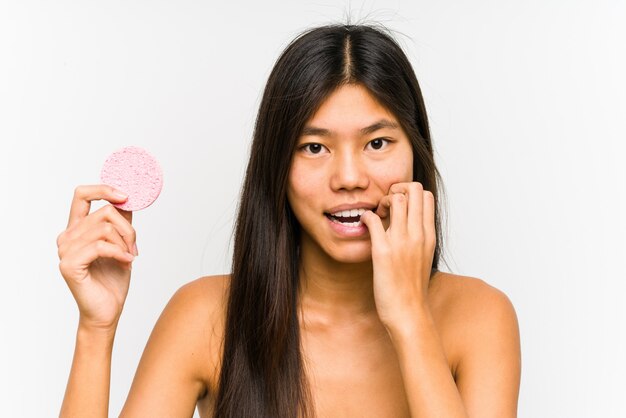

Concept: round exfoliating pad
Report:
left=100, top=146, right=163, bottom=211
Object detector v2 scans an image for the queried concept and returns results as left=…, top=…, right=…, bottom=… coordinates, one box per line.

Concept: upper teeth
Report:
left=331, top=208, right=367, bottom=217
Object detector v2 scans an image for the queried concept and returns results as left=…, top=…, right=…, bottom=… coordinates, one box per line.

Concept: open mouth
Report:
left=324, top=208, right=367, bottom=227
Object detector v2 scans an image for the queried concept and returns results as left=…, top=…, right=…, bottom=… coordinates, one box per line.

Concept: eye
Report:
left=366, top=138, right=390, bottom=151
left=300, top=143, right=328, bottom=155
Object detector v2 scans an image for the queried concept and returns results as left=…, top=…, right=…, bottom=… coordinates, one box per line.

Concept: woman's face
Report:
left=287, top=83, right=413, bottom=264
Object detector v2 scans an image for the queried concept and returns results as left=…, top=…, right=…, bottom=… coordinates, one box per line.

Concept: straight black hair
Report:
left=212, top=23, right=449, bottom=418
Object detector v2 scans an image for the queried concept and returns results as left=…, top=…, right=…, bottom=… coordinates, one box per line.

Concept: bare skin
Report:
left=58, top=194, right=519, bottom=417
left=186, top=269, right=519, bottom=417
left=59, top=84, right=520, bottom=416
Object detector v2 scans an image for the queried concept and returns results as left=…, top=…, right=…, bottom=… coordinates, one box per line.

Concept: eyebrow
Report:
left=301, top=119, right=400, bottom=137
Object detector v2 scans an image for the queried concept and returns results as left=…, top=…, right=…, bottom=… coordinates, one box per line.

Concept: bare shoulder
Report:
left=431, top=272, right=513, bottom=314
left=432, top=272, right=521, bottom=415
left=119, top=274, right=231, bottom=416
left=176, top=274, right=230, bottom=367
left=180, top=274, right=230, bottom=390
left=178, top=274, right=230, bottom=312
left=433, top=271, right=519, bottom=342
left=159, top=274, right=229, bottom=356
left=166, top=274, right=230, bottom=343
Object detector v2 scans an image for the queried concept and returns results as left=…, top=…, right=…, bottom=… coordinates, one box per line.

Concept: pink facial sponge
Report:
left=100, top=146, right=163, bottom=211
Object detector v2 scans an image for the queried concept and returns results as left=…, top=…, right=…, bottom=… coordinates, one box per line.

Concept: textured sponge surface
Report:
left=100, top=146, right=163, bottom=211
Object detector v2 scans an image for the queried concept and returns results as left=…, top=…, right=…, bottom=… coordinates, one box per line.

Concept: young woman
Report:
left=58, top=24, right=521, bottom=418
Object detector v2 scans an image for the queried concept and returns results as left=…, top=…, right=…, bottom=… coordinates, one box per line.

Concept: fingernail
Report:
left=133, top=243, right=139, bottom=256
left=114, top=190, right=128, bottom=200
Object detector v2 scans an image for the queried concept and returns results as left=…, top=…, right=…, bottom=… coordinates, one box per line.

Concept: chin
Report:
left=326, top=241, right=373, bottom=264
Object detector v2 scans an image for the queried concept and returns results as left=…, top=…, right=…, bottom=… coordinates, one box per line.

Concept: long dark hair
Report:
left=212, top=23, right=450, bottom=418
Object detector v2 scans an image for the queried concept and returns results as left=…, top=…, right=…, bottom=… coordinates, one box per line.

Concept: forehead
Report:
left=305, top=84, right=399, bottom=130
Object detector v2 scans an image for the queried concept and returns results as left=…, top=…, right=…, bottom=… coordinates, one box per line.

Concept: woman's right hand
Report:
left=57, top=185, right=139, bottom=332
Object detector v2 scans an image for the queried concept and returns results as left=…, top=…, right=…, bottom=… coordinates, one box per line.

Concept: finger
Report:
left=61, top=240, right=135, bottom=282
left=71, top=204, right=137, bottom=256
left=59, top=219, right=130, bottom=259
left=388, top=182, right=413, bottom=195
left=424, top=190, right=436, bottom=247
left=389, top=192, right=408, bottom=235
left=409, top=183, right=424, bottom=236
left=80, top=240, right=135, bottom=273
left=68, top=185, right=129, bottom=230
left=87, top=221, right=133, bottom=255
left=95, top=205, right=137, bottom=256
left=386, top=182, right=411, bottom=220
left=118, top=207, right=133, bottom=225
left=360, top=210, right=387, bottom=251
left=66, top=238, right=135, bottom=274
left=375, top=195, right=392, bottom=219
left=391, top=182, right=424, bottom=236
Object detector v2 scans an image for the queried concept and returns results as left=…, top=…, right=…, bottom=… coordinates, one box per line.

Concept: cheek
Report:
left=287, top=162, right=324, bottom=214
left=372, top=152, right=413, bottom=191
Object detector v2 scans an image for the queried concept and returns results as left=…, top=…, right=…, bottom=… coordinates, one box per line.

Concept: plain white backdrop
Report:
left=1, top=0, right=624, bottom=417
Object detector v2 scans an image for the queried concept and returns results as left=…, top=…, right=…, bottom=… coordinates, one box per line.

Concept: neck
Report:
left=297, top=237, right=378, bottom=326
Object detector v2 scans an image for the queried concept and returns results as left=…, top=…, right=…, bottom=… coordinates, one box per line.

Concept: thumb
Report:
left=360, top=210, right=386, bottom=246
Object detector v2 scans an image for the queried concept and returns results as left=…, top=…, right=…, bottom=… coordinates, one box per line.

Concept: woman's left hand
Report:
left=360, top=182, right=437, bottom=332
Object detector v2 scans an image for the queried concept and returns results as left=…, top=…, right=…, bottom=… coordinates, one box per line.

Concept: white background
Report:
left=1, top=0, right=625, bottom=417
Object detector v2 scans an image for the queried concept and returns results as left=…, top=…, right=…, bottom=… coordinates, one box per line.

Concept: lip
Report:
left=325, top=215, right=369, bottom=237
left=325, top=201, right=378, bottom=214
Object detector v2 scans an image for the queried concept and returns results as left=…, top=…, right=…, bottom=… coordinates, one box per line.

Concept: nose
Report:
left=329, top=150, right=369, bottom=191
